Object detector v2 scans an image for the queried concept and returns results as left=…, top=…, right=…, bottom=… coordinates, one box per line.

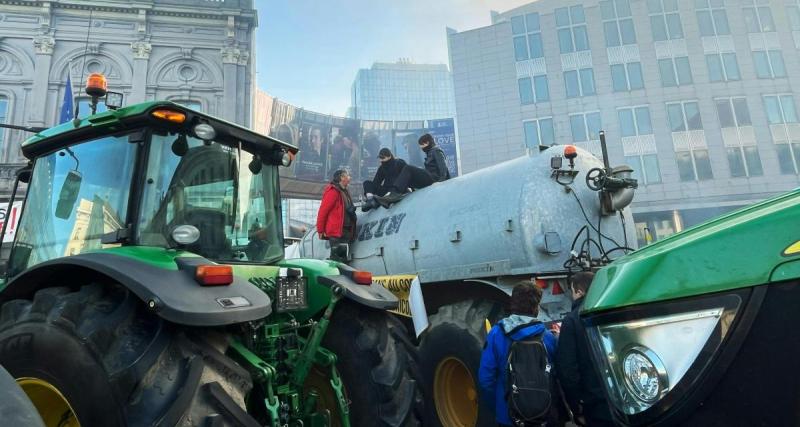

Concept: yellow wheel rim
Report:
left=17, top=377, right=81, bottom=427
left=433, top=357, right=478, bottom=427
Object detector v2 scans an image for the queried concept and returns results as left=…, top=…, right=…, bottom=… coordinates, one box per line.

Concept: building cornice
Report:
left=0, top=1, right=256, bottom=22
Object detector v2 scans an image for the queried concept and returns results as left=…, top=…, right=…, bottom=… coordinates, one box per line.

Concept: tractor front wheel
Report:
left=0, top=283, right=260, bottom=427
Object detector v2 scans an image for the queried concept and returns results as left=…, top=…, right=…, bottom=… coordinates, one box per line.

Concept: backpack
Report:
left=505, top=329, right=552, bottom=426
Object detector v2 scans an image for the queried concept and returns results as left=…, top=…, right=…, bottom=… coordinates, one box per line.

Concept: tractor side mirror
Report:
left=16, top=166, right=31, bottom=184
left=55, top=170, right=82, bottom=219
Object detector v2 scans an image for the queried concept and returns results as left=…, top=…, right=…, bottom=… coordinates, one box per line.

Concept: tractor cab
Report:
left=6, top=100, right=296, bottom=278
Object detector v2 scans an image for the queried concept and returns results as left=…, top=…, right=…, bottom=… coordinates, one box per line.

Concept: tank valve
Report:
left=588, top=132, right=638, bottom=215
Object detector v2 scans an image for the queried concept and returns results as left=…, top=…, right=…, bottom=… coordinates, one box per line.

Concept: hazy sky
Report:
left=256, top=0, right=532, bottom=116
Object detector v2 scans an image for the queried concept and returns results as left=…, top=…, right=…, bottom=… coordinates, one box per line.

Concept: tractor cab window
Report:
left=9, top=134, right=137, bottom=275
left=138, top=133, right=283, bottom=263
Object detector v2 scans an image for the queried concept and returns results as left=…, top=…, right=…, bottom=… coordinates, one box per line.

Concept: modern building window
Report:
left=753, top=50, right=786, bottom=79
left=523, top=118, right=555, bottom=149
left=716, top=98, right=762, bottom=177
left=564, top=68, right=595, bottom=98
left=743, top=2, right=775, bottom=33
left=658, top=57, right=692, bottom=87
left=626, top=154, right=662, bottom=185
left=648, top=0, right=683, bottom=41
left=706, top=53, right=740, bottom=82
left=788, top=3, right=800, bottom=31
left=518, top=76, right=549, bottom=105
left=618, top=106, right=653, bottom=138
left=696, top=0, right=731, bottom=37
left=764, top=94, right=800, bottom=174
left=570, top=112, right=601, bottom=142
left=512, top=12, right=544, bottom=61
left=601, top=0, right=636, bottom=47
left=668, top=101, right=712, bottom=181
left=0, top=96, right=7, bottom=145
left=611, top=62, right=644, bottom=91
left=619, top=105, right=660, bottom=185
left=556, top=5, right=589, bottom=54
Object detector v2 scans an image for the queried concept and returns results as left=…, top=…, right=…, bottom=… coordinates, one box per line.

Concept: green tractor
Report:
left=0, top=101, right=421, bottom=426
left=580, top=189, right=800, bottom=426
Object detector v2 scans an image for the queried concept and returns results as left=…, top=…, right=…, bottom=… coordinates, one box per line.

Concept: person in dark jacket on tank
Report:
left=420, top=133, right=451, bottom=182
left=374, top=134, right=450, bottom=207
left=316, top=170, right=356, bottom=262
left=361, top=148, right=406, bottom=212
left=556, top=271, right=614, bottom=427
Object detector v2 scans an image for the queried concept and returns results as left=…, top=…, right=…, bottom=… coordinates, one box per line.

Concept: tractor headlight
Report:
left=193, top=123, right=216, bottom=141
left=621, top=346, right=668, bottom=403
left=172, top=225, right=200, bottom=245
left=585, top=293, right=742, bottom=419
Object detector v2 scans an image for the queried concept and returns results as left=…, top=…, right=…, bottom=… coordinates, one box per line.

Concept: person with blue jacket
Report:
left=479, top=281, right=558, bottom=427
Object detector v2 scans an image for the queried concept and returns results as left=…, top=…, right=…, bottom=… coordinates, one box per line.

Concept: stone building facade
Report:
left=0, top=0, right=256, bottom=201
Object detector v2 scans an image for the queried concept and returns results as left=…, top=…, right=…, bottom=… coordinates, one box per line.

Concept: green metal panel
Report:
left=583, top=189, right=800, bottom=313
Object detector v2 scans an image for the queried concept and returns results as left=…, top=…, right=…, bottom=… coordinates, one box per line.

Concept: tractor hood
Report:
left=583, top=188, right=800, bottom=313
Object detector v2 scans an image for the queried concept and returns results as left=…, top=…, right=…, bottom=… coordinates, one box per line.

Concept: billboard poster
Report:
left=360, top=120, right=393, bottom=180
left=295, top=121, right=330, bottom=182
left=393, top=122, right=426, bottom=169
left=328, top=118, right=361, bottom=179
left=426, top=118, right=459, bottom=177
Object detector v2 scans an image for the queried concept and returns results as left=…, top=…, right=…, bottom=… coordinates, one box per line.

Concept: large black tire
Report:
left=316, top=301, right=423, bottom=427
left=418, top=299, right=504, bottom=427
left=0, top=283, right=260, bottom=427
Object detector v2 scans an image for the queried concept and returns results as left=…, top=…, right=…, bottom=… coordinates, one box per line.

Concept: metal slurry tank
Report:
left=301, top=145, right=636, bottom=283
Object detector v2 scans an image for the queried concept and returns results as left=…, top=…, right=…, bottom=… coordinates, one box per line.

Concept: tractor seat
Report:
left=181, top=208, right=231, bottom=260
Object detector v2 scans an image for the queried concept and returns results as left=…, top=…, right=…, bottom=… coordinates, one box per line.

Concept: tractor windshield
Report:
left=9, top=133, right=137, bottom=275
left=137, top=132, right=284, bottom=263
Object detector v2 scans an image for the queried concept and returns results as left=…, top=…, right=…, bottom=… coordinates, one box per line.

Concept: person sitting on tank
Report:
left=375, top=134, right=450, bottom=207
left=361, top=148, right=407, bottom=212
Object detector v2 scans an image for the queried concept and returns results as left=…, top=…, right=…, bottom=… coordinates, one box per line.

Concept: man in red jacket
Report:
left=316, top=169, right=357, bottom=262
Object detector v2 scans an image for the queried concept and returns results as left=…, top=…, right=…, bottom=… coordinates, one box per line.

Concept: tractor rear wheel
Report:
left=417, top=299, right=504, bottom=427
left=0, top=283, right=259, bottom=427
left=311, top=301, right=422, bottom=426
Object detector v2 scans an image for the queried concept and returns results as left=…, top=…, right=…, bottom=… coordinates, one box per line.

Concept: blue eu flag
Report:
left=59, top=74, right=74, bottom=124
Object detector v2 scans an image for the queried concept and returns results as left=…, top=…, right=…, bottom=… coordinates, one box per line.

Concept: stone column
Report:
left=130, top=41, right=151, bottom=105
left=237, top=51, right=250, bottom=126
left=29, top=35, right=55, bottom=128
left=221, top=46, right=240, bottom=123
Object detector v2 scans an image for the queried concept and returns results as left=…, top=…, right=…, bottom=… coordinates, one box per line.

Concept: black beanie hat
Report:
left=378, top=147, right=393, bottom=158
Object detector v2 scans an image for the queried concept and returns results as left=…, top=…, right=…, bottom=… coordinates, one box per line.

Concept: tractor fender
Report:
left=1, top=253, right=271, bottom=327
left=318, top=263, right=399, bottom=311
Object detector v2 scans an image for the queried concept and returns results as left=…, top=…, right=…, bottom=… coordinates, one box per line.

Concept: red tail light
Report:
left=535, top=278, right=549, bottom=289
left=551, top=280, right=564, bottom=295
left=352, top=271, right=373, bottom=285
left=196, top=265, right=233, bottom=286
